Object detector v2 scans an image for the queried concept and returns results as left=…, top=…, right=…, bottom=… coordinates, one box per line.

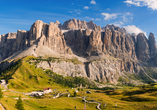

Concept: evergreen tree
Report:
left=73, top=91, right=77, bottom=97
left=0, top=89, right=3, bottom=99
left=15, top=96, right=25, bottom=110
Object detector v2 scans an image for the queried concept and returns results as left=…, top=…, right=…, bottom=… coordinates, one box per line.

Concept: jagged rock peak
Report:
left=102, top=24, right=126, bottom=33
left=62, top=19, right=97, bottom=30
left=55, top=20, right=60, bottom=24
left=29, top=20, right=45, bottom=40
left=137, top=33, right=150, bottom=61
left=55, top=20, right=61, bottom=29
left=149, top=32, right=154, bottom=37
left=149, top=32, right=156, bottom=56
left=87, top=21, right=97, bottom=30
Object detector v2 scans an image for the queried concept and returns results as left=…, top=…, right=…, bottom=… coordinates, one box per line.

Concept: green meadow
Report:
left=1, top=56, right=157, bottom=110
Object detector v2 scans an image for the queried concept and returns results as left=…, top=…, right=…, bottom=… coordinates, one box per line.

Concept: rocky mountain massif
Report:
left=0, top=19, right=157, bottom=85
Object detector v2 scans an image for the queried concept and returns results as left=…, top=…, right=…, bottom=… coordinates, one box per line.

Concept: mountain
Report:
left=1, top=19, right=157, bottom=85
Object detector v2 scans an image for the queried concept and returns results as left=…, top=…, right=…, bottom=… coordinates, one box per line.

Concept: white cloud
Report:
left=123, top=25, right=147, bottom=36
left=84, top=6, right=89, bottom=9
left=101, top=12, right=133, bottom=23
left=74, top=9, right=81, bottom=15
left=124, top=0, right=141, bottom=6
left=85, top=16, right=101, bottom=21
left=95, top=18, right=101, bottom=21
left=101, top=13, right=119, bottom=20
left=122, top=12, right=133, bottom=22
left=90, top=0, right=96, bottom=4
left=112, top=21, right=124, bottom=27
left=124, top=0, right=157, bottom=10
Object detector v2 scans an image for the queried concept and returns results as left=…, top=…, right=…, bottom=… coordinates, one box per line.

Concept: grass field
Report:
left=1, top=56, right=157, bottom=110
left=2, top=85, right=157, bottom=110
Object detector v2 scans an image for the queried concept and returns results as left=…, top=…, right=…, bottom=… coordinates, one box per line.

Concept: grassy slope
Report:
left=1, top=56, right=157, bottom=110
left=7, top=56, right=62, bottom=92
left=0, top=56, right=96, bottom=110
left=76, top=84, right=157, bottom=110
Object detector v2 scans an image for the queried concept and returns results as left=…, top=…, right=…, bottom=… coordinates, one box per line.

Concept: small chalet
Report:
left=43, top=88, right=52, bottom=93
left=0, top=79, right=6, bottom=85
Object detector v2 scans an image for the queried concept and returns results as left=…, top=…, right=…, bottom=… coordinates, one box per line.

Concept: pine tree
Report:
left=0, top=89, right=3, bottom=99
left=15, top=96, right=25, bottom=110
left=73, top=91, right=77, bottom=97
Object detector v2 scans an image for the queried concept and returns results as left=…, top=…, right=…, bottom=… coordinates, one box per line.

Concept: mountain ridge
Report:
left=1, top=19, right=157, bottom=85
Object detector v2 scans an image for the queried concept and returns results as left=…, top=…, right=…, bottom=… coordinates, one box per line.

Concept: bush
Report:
left=78, top=88, right=80, bottom=91
left=15, top=96, right=24, bottom=110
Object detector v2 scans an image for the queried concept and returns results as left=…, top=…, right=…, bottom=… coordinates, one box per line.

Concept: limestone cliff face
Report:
left=102, top=25, right=137, bottom=60
left=37, top=22, right=72, bottom=54
left=64, top=29, right=92, bottom=55
left=1, top=19, right=157, bottom=84
left=0, top=20, right=72, bottom=61
left=35, top=56, right=121, bottom=84
left=0, top=33, right=17, bottom=60
left=137, top=33, right=150, bottom=61
left=149, top=33, right=156, bottom=57
left=86, top=26, right=103, bottom=56
left=86, top=59, right=121, bottom=84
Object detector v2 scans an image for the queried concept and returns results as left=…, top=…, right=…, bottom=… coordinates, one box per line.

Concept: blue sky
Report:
left=1, top=0, right=157, bottom=40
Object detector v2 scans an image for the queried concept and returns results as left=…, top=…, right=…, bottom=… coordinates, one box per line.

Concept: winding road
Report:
left=2, top=84, right=101, bottom=110
left=83, top=97, right=101, bottom=110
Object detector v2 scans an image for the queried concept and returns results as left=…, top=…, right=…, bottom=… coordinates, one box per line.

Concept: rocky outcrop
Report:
left=149, top=33, right=156, bottom=57
left=62, top=19, right=97, bottom=30
left=29, top=20, right=46, bottom=41
left=102, top=24, right=126, bottom=34
left=1, top=19, right=157, bottom=84
left=0, top=20, right=73, bottom=62
left=16, top=30, right=28, bottom=51
left=87, top=59, right=121, bottom=84
left=64, top=29, right=92, bottom=55
left=37, top=22, right=72, bottom=54
left=87, top=21, right=97, bottom=30
left=37, top=60, right=87, bottom=77
left=102, top=25, right=136, bottom=59
left=55, top=21, right=61, bottom=29
left=0, top=33, right=17, bottom=60
left=137, top=33, right=150, bottom=61
left=35, top=57, right=121, bottom=84
left=86, top=26, right=103, bottom=56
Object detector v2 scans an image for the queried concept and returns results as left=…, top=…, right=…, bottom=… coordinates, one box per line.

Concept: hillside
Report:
left=0, top=56, right=97, bottom=91
left=1, top=56, right=157, bottom=110
left=0, top=19, right=157, bottom=85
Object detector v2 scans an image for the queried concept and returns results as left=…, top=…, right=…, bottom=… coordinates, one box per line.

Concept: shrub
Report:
left=15, top=96, right=25, bottom=110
